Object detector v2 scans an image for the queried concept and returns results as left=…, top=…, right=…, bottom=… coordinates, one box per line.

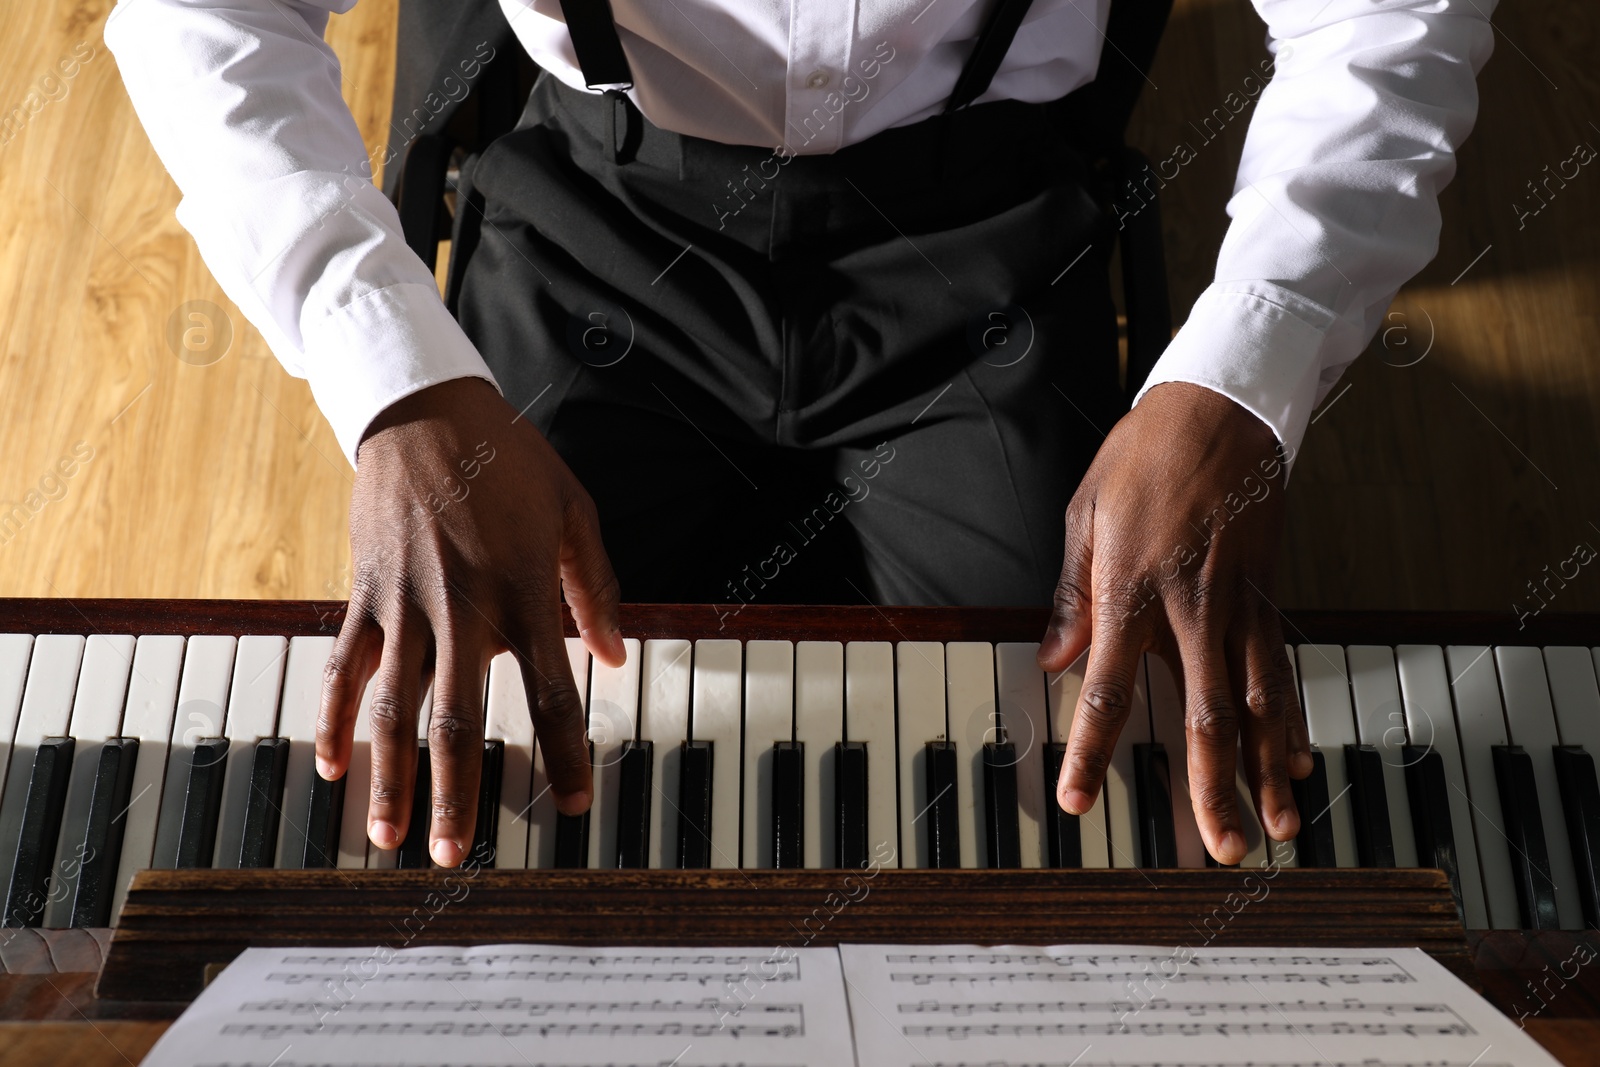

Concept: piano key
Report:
left=1396, top=645, right=1490, bottom=929
left=69, top=738, right=139, bottom=927
left=1346, top=646, right=1418, bottom=867
left=1043, top=745, right=1080, bottom=867
left=473, top=739, right=503, bottom=867
left=1289, top=749, right=1338, bottom=867
left=0, top=636, right=35, bottom=829
left=947, top=642, right=996, bottom=869
left=614, top=740, right=653, bottom=868
left=1133, top=742, right=1178, bottom=867
left=553, top=737, right=591, bottom=871
left=152, top=635, right=235, bottom=869
left=895, top=642, right=945, bottom=869
left=835, top=741, right=869, bottom=869
left=334, top=677, right=378, bottom=870
left=109, top=636, right=182, bottom=916
left=795, top=642, right=842, bottom=869
left=1104, top=657, right=1151, bottom=869
left=1493, top=743, right=1560, bottom=930
left=3, top=737, right=75, bottom=927
left=1404, top=745, right=1466, bottom=921
left=0, top=635, right=85, bottom=904
left=677, top=740, right=714, bottom=869
left=1046, top=651, right=1108, bottom=868
left=44, top=633, right=135, bottom=928
left=395, top=747, right=431, bottom=870
left=1545, top=647, right=1600, bottom=752
left=1296, top=645, right=1358, bottom=868
left=1145, top=655, right=1206, bottom=867
left=1496, top=645, right=1583, bottom=929
left=273, top=637, right=334, bottom=870
left=996, top=643, right=1050, bottom=869
left=1552, top=745, right=1600, bottom=928
left=525, top=639, right=592, bottom=869
left=844, top=642, right=897, bottom=868
left=771, top=741, right=804, bottom=868
left=690, top=639, right=741, bottom=869
left=638, top=639, right=691, bottom=869
left=983, top=741, right=1021, bottom=868
left=743, top=641, right=794, bottom=869
left=1278, top=643, right=1300, bottom=870
left=924, top=741, right=960, bottom=869
left=237, top=738, right=289, bottom=868
left=1446, top=645, right=1521, bottom=928
left=1343, top=743, right=1395, bottom=867
left=587, top=638, right=642, bottom=870
left=173, top=737, right=229, bottom=868
left=213, top=636, right=287, bottom=869
left=485, top=652, right=533, bottom=869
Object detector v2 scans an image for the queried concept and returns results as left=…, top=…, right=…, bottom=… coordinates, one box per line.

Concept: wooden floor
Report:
left=0, top=1, right=1595, bottom=613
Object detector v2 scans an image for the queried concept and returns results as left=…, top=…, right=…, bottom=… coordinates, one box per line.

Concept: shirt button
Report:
left=805, top=69, right=830, bottom=89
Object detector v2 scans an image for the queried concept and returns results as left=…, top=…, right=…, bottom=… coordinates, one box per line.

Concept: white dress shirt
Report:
left=105, top=0, right=1495, bottom=467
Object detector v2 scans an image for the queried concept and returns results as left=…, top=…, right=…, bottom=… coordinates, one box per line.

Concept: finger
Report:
left=521, top=607, right=594, bottom=816
left=365, top=621, right=429, bottom=851
left=1039, top=500, right=1095, bottom=673
left=317, top=604, right=383, bottom=781
left=1176, top=626, right=1247, bottom=865
left=1232, top=614, right=1299, bottom=842
left=560, top=493, right=626, bottom=668
left=1281, top=646, right=1313, bottom=780
left=426, top=627, right=489, bottom=867
left=1058, top=611, right=1145, bottom=816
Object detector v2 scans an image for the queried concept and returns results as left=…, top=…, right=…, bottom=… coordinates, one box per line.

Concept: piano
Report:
left=1, top=599, right=1597, bottom=1065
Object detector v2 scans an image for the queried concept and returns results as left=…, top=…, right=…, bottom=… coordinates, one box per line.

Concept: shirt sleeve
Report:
left=104, top=0, right=501, bottom=466
left=1132, top=0, right=1496, bottom=467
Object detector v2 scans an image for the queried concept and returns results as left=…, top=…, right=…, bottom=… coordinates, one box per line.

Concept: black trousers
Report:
left=455, top=73, right=1123, bottom=608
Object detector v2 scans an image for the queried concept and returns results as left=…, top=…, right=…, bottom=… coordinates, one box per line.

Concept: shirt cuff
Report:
left=1132, top=281, right=1339, bottom=474
left=298, top=282, right=502, bottom=465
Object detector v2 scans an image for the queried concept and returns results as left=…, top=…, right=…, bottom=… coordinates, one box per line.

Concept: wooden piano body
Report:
left=0, top=599, right=1597, bottom=1065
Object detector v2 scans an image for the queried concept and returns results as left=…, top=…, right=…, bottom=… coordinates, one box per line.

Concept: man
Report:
left=106, top=0, right=1494, bottom=869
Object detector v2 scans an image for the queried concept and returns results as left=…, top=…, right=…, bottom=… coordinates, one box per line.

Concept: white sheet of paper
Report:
left=840, top=943, right=1562, bottom=1067
left=140, top=944, right=857, bottom=1067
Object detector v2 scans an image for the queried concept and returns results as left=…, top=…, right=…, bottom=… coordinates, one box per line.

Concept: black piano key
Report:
left=1043, top=743, right=1081, bottom=868
left=925, top=741, right=960, bottom=870
left=3, top=737, right=76, bottom=928
left=1493, top=744, right=1560, bottom=930
left=553, top=741, right=593, bottom=869
left=472, top=740, right=504, bottom=869
left=396, top=748, right=432, bottom=869
left=771, top=742, right=804, bottom=869
left=70, top=738, right=140, bottom=928
left=1404, top=745, right=1465, bottom=922
left=175, top=738, right=230, bottom=869
left=836, top=742, right=869, bottom=870
left=1133, top=742, right=1178, bottom=868
left=1554, top=745, right=1600, bottom=929
left=983, top=742, right=1021, bottom=869
left=302, top=771, right=345, bottom=869
left=1289, top=748, right=1338, bottom=868
left=1345, top=743, right=1395, bottom=868
left=615, top=740, right=653, bottom=869
left=677, top=741, right=713, bottom=869
left=238, top=738, right=290, bottom=869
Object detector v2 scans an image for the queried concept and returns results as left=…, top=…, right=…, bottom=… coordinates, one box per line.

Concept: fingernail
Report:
left=369, top=820, right=397, bottom=849
left=1272, top=809, right=1299, bottom=838
left=1059, top=788, right=1094, bottom=816
left=1290, top=750, right=1314, bottom=777
left=1220, top=830, right=1245, bottom=864
left=1037, top=629, right=1065, bottom=666
left=609, top=630, right=627, bottom=662
left=431, top=838, right=464, bottom=867
left=556, top=789, right=592, bottom=816
left=316, top=757, right=336, bottom=780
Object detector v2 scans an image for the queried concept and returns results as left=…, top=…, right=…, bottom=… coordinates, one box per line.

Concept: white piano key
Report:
left=110, top=635, right=184, bottom=920
left=1103, top=657, right=1151, bottom=869
left=1279, top=643, right=1299, bottom=870
left=1046, top=651, right=1108, bottom=868
left=690, top=639, right=741, bottom=869
left=0, top=636, right=35, bottom=839
left=742, top=641, right=794, bottom=869
left=845, top=642, right=898, bottom=867
left=526, top=640, right=590, bottom=869
left=1446, top=645, right=1519, bottom=928
left=996, top=643, right=1050, bottom=870
left=0, top=635, right=86, bottom=897
left=214, top=636, right=288, bottom=869
left=273, top=637, right=335, bottom=870
left=587, top=638, right=642, bottom=869
left=639, top=639, right=692, bottom=869
left=1297, top=645, right=1359, bottom=869
left=485, top=652, right=532, bottom=869
left=795, top=642, right=842, bottom=869
left=946, top=642, right=995, bottom=869
left=1347, top=645, right=1419, bottom=868
left=335, top=675, right=378, bottom=870
left=1396, top=644, right=1489, bottom=929
left=44, top=634, right=136, bottom=927
left=895, top=641, right=945, bottom=869
left=1496, top=645, right=1583, bottom=929
left=152, top=635, right=235, bottom=869
left=1144, top=654, right=1206, bottom=868
left=1544, top=647, right=1600, bottom=753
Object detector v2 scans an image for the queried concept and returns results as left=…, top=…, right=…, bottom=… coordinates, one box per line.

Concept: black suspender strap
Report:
left=944, top=0, right=1037, bottom=114
left=556, top=0, right=635, bottom=90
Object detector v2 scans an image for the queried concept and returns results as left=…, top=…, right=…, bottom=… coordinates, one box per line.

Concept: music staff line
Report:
left=885, top=953, right=1406, bottom=969
left=890, top=971, right=1415, bottom=986
left=894, top=998, right=1465, bottom=1021
left=239, top=997, right=802, bottom=1017
left=268, top=970, right=797, bottom=986
left=219, top=1020, right=807, bottom=1039
left=280, top=952, right=791, bottom=969
left=901, top=1020, right=1477, bottom=1040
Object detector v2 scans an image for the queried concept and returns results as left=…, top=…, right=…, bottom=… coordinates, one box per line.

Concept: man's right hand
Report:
left=315, top=377, right=627, bottom=868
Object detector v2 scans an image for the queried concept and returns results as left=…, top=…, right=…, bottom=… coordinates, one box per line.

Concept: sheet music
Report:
left=140, top=945, right=856, bottom=1067
left=839, top=944, right=1562, bottom=1067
